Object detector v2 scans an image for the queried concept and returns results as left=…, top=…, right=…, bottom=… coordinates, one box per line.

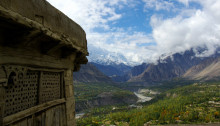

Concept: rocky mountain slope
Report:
left=111, top=63, right=149, bottom=82
left=73, top=63, right=112, bottom=83
left=117, top=50, right=204, bottom=83
left=91, top=62, right=132, bottom=77
left=183, top=56, right=220, bottom=80
left=77, top=49, right=220, bottom=83
left=73, top=63, right=138, bottom=112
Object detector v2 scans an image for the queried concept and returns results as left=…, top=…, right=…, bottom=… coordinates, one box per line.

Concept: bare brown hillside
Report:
left=183, top=57, right=220, bottom=80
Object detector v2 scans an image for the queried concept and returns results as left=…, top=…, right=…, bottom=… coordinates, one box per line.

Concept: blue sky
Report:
left=47, top=0, right=220, bottom=65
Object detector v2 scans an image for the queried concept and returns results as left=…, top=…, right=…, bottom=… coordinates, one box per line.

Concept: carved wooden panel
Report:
left=4, top=70, right=39, bottom=117
left=39, top=71, right=61, bottom=104
left=3, top=65, right=63, bottom=117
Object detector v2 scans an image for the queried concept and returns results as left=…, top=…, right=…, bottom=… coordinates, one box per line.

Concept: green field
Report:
left=74, top=82, right=135, bottom=102
left=76, top=81, right=220, bottom=126
left=74, top=82, right=138, bottom=113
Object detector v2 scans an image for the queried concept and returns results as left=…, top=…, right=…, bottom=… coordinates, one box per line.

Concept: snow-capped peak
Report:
left=87, top=45, right=137, bottom=66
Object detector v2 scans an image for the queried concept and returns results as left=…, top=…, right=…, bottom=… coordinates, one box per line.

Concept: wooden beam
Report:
left=3, top=98, right=66, bottom=125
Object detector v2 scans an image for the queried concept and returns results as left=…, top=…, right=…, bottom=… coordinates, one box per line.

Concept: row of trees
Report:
left=77, top=82, right=220, bottom=126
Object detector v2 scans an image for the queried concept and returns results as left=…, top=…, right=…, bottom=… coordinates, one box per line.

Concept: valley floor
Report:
left=76, top=81, right=220, bottom=126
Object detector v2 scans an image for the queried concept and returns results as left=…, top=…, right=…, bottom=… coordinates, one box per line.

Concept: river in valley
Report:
left=75, top=112, right=85, bottom=119
left=75, top=89, right=155, bottom=119
left=134, top=92, right=152, bottom=103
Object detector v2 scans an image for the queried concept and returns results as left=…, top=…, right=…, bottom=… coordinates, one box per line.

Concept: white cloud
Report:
left=47, top=0, right=220, bottom=65
left=47, top=0, right=126, bottom=32
left=177, top=0, right=189, bottom=7
left=47, top=0, right=154, bottom=65
left=150, top=0, right=220, bottom=60
left=142, top=0, right=174, bottom=11
left=87, top=30, right=154, bottom=64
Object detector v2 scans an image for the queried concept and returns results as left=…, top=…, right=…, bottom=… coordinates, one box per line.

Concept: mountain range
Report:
left=74, top=49, right=220, bottom=84
left=125, top=50, right=204, bottom=83
left=91, top=62, right=132, bottom=77
left=87, top=45, right=135, bottom=66
left=73, top=63, right=112, bottom=83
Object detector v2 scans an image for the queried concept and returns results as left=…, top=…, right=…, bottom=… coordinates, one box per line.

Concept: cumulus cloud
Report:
left=151, top=0, right=220, bottom=59
left=47, top=0, right=126, bottom=31
left=47, top=0, right=154, bottom=64
left=87, top=30, right=154, bottom=64
left=47, top=0, right=220, bottom=65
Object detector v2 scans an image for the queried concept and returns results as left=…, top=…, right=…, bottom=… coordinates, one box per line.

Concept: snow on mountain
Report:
left=88, top=45, right=220, bottom=67
left=87, top=45, right=137, bottom=66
